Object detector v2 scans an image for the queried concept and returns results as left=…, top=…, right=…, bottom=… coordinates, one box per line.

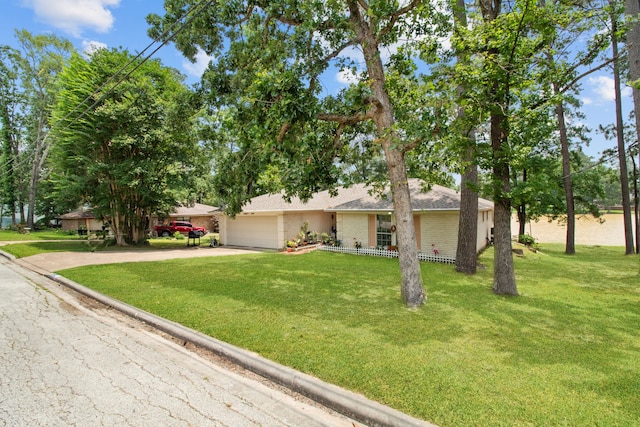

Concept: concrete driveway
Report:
left=6, top=245, right=261, bottom=274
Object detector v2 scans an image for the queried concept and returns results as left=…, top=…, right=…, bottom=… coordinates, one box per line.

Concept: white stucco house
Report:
left=217, top=179, right=494, bottom=259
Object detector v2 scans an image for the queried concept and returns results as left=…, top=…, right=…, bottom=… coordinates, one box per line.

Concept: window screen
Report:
left=376, top=214, right=392, bottom=248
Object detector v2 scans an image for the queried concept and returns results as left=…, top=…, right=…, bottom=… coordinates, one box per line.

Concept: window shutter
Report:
left=414, top=215, right=422, bottom=250
left=368, top=214, right=376, bottom=247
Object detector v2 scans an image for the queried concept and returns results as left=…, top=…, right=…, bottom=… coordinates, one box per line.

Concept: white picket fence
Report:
left=319, top=245, right=456, bottom=264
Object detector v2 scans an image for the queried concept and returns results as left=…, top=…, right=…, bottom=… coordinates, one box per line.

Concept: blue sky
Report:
left=1, top=0, right=634, bottom=160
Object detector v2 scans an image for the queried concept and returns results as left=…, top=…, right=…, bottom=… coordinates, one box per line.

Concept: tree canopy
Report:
left=51, top=48, right=202, bottom=245
left=148, top=0, right=453, bottom=307
left=0, top=30, right=73, bottom=228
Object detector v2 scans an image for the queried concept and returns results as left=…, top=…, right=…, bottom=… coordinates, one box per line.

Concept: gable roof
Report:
left=332, top=180, right=494, bottom=212
left=170, top=203, right=217, bottom=217
left=59, top=203, right=218, bottom=220
left=236, top=179, right=493, bottom=214
left=59, top=208, right=95, bottom=219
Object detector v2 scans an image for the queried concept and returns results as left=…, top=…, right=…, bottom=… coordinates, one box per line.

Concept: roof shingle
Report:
left=237, top=179, right=493, bottom=213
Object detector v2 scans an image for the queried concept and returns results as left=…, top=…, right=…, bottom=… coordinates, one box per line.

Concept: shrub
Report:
left=519, top=233, right=536, bottom=246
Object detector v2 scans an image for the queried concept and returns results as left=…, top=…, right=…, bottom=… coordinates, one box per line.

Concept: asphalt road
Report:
left=0, top=259, right=359, bottom=427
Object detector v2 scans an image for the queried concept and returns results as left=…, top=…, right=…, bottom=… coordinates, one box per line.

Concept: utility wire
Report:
left=55, top=0, right=215, bottom=134
left=56, top=0, right=207, bottom=131
left=561, top=140, right=639, bottom=181
left=0, top=0, right=214, bottom=182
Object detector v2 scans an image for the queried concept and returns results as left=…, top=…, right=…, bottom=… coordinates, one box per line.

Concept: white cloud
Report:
left=182, top=48, right=214, bottom=78
left=25, top=0, right=120, bottom=37
left=581, top=97, right=593, bottom=106
left=589, top=75, right=632, bottom=102
left=336, top=68, right=360, bottom=84
left=81, top=40, right=107, bottom=56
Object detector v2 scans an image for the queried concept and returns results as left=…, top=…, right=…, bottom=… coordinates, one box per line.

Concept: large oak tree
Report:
left=149, top=1, right=449, bottom=307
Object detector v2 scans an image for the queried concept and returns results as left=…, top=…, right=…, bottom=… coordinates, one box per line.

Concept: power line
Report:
left=0, top=0, right=215, bottom=183
left=561, top=140, right=639, bottom=181
left=57, top=1, right=208, bottom=132
left=54, top=0, right=215, bottom=137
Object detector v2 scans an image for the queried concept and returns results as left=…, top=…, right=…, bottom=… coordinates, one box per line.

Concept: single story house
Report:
left=153, top=202, right=219, bottom=233
left=59, top=203, right=218, bottom=234
left=58, top=207, right=103, bottom=233
left=217, top=179, right=494, bottom=258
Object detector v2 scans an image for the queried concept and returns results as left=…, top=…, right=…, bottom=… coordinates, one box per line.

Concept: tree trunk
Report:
left=26, top=86, right=50, bottom=229
left=625, top=0, right=640, bottom=254
left=385, top=151, right=426, bottom=306
left=492, top=113, right=518, bottom=295
left=18, top=201, right=25, bottom=224
left=493, top=197, right=517, bottom=295
left=453, top=0, right=479, bottom=275
left=517, top=204, right=526, bottom=237
left=632, top=155, right=639, bottom=253
left=610, top=10, right=635, bottom=254
left=556, top=99, right=576, bottom=255
left=27, top=152, right=40, bottom=229
left=113, top=214, right=127, bottom=246
left=478, top=0, right=517, bottom=295
left=1, top=106, right=18, bottom=228
left=516, top=169, right=527, bottom=240
left=349, top=0, right=425, bottom=307
left=456, top=156, right=479, bottom=274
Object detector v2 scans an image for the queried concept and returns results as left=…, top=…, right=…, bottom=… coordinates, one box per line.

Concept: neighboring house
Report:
left=153, top=203, right=219, bottom=233
left=59, top=203, right=219, bottom=234
left=58, top=208, right=102, bottom=233
left=217, top=179, right=494, bottom=258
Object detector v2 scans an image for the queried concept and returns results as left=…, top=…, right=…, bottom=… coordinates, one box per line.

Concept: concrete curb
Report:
left=46, top=273, right=435, bottom=427
left=0, top=249, right=16, bottom=261
left=1, top=249, right=435, bottom=427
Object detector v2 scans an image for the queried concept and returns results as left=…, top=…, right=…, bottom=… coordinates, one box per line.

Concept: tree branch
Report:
left=559, top=56, right=617, bottom=95
left=528, top=55, right=618, bottom=111
left=333, top=123, right=346, bottom=149
left=320, top=39, right=358, bottom=64
left=277, top=122, right=291, bottom=143
left=317, top=110, right=374, bottom=125
left=401, top=137, right=422, bottom=153
left=379, top=0, right=422, bottom=39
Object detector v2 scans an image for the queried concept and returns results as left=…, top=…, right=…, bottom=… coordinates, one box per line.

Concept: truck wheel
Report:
left=161, top=230, right=171, bottom=237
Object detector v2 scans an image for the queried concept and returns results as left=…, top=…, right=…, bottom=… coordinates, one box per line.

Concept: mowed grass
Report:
left=0, top=228, right=83, bottom=241
left=58, top=245, right=640, bottom=426
left=0, top=234, right=220, bottom=258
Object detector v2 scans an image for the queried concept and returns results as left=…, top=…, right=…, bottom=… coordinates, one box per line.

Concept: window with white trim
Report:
left=376, top=214, right=392, bottom=248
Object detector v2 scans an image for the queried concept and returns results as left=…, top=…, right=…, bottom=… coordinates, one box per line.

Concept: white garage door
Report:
left=226, top=216, right=279, bottom=248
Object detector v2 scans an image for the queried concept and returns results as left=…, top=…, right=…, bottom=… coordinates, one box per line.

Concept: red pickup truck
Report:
left=154, top=221, right=207, bottom=237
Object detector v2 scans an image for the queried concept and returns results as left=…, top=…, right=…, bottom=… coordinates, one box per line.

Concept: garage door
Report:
left=226, top=216, right=279, bottom=248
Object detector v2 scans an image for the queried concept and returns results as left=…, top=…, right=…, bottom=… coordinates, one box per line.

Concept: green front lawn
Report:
left=0, top=228, right=83, bottom=241
left=1, top=241, right=94, bottom=257
left=0, top=234, right=220, bottom=258
left=57, top=245, right=640, bottom=426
